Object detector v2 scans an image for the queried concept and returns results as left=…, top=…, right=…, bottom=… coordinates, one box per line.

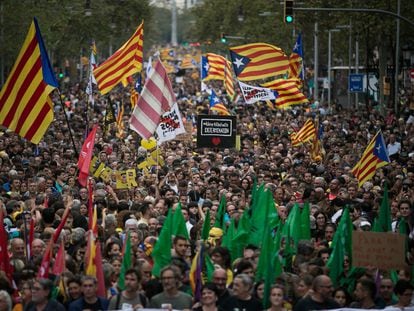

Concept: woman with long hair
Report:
left=266, top=284, right=290, bottom=311
left=192, top=283, right=223, bottom=311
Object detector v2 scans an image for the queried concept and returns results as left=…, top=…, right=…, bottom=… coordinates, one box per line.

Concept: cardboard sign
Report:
left=352, top=231, right=406, bottom=270
left=197, top=115, right=236, bottom=148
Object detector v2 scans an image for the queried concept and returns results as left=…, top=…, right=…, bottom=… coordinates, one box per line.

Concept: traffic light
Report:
left=220, top=33, right=227, bottom=44
left=58, top=69, right=64, bottom=79
left=284, top=0, right=294, bottom=23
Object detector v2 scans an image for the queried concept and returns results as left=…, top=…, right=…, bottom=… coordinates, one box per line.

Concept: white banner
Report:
left=155, top=103, right=186, bottom=144
left=238, top=80, right=278, bottom=104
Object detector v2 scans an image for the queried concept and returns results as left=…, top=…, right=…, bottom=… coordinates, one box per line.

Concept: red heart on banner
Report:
left=211, top=137, right=221, bottom=146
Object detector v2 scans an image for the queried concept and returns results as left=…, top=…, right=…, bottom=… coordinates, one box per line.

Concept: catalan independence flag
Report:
left=204, top=53, right=234, bottom=99
left=291, top=119, right=316, bottom=147
left=0, top=18, right=58, bottom=144
left=209, top=90, right=230, bottom=116
left=261, top=78, right=308, bottom=108
left=204, top=53, right=227, bottom=80
left=352, top=131, right=390, bottom=187
left=94, top=21, right=144, bottom=95
left=288, top=33, right=304, bottom=80
left=230, top=43, right=289, bottom=81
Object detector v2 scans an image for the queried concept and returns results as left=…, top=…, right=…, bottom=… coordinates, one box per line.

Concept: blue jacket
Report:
left=68, top=297, right=109, bottom=311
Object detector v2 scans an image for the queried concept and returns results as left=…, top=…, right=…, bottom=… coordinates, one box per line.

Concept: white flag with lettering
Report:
left=238, top=80, right=278, bottom=104
left=155, top=103, right=186, bottom=144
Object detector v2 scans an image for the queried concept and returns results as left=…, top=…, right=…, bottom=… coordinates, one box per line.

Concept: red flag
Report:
left=85, top=232, right=105, bottom=297
left=77, top=125, right=97, bottom=186
left=0, top=208, right=13, bottom=284
left=37, top=240, right=53, bottom=279
left=52, top=240, right=66, bottom=275
left=52, top=205, right=71, bottom=244
left=95, top=243, right=106, bottom=297
left=129, top=60, right=175, bottom=139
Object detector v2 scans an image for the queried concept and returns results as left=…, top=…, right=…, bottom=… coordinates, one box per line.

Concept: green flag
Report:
left=222, top=217, right=243, bottom=262
left=286, top=203, right=302, bottom=251
left=300, top=202, right=311, bottom=240
left=248, top=188, right=273, bottom=247
left=214, top=195, right=227, bottom=229
left=232, top=209, right=251, bottom=255
left=250, top=178, right=259, bottom=207
left=374, top=183, right=391, bottom=232
left=327, top=208, right=353, bottom=287
left=205, top=253, right=215, bottom=282
left=152, top=210, right=172, bottom=277
left=201, top=209, right=211, bottom=241
left=256, top=209, right=282, bottom=308
left=172, top=203, right=189, bottom=239
left=118, top=232, right=132, bottom=290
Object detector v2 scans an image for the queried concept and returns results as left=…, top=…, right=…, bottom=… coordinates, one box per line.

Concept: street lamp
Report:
left=84, top=0, right=92, bottom=16
left=238, top=6, right=244, bottom=22
left=327, top=29, right=340, bottom=109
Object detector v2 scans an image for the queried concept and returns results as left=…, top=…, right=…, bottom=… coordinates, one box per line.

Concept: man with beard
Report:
left=294, top=275, right=339, bottom=311
left=108, top=269, right=147, bottom=309
left=149, top=266, right=192, bottom=310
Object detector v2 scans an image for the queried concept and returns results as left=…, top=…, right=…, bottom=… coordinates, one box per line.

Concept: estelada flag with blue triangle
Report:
left=209, top=90, right=230, bottom=116
left=288, top=33, right=304, bottom=80
left=229, top=43, right=289, bottom=81
left=352, top=131, right=390, bottom=187
left=201, top=55, right=209, bottom=80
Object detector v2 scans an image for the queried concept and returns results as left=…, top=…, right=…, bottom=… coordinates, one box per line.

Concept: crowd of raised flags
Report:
left=0, top=17, right=411, bottom=311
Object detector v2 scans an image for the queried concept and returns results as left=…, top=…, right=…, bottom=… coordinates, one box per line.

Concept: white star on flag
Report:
left=233, top=57, right=245, bottom=68
left=204, top=62, right=209, bottom=72
left=294, top=42, right=300, bottom=51
left=213, top=97, right=220, bottom=103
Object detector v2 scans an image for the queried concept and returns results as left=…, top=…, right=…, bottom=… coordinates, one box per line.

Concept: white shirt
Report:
left=388, top=141, right=401, bottom=156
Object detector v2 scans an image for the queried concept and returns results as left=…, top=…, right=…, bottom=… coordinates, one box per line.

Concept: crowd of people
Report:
left=1, top=44, right=414, bottom=311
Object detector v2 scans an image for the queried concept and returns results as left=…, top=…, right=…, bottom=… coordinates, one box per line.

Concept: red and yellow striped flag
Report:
left=204, top=53, right=227, bottom=80
left=351, top=132, right=390, bottom=187
left=290, top=119, right=316, bottom=147
left=180, top=54, right=197, bottom=69
left=230, top=43, right=289, bottom=81
left=288, top=53, right=302, bottom=79
left=116, top=102, right=125, bottom=138
left=0, top=18, right=58, bottom=144
left=261, top=78, right=308, bottom=108
left=224, top=64, right=235, bottom=99
left=94, top=21, right=144, bottom=95
left=204, top=53, right=234, bottom=99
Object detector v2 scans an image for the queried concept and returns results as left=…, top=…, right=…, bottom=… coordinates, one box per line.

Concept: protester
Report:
left=0, top=41, right=414, bottom=311
left=108, top=268, right=147, bottom=310
left=221, top=274, right=262, bottom=311
left=148, top=265, right=192, bottom=310
left=293, top=275, right=339, bottom=311
left=191, top=283, right=222, bottom=311
left=24, top=279, right=65, bottom=311
left=68, top=276, right=109, bottom=311
left=388, top=279, right=414, bottom=308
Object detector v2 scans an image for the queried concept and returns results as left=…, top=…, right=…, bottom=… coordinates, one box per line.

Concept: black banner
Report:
left=197, top=115, right=236, bottom=148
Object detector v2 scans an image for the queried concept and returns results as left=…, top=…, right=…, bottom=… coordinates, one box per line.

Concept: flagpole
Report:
left=57, top=90, right=79, bottom=158
left=156, top=141, right=160, bottom=183
left=22, top=211, right=29, bottom=264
